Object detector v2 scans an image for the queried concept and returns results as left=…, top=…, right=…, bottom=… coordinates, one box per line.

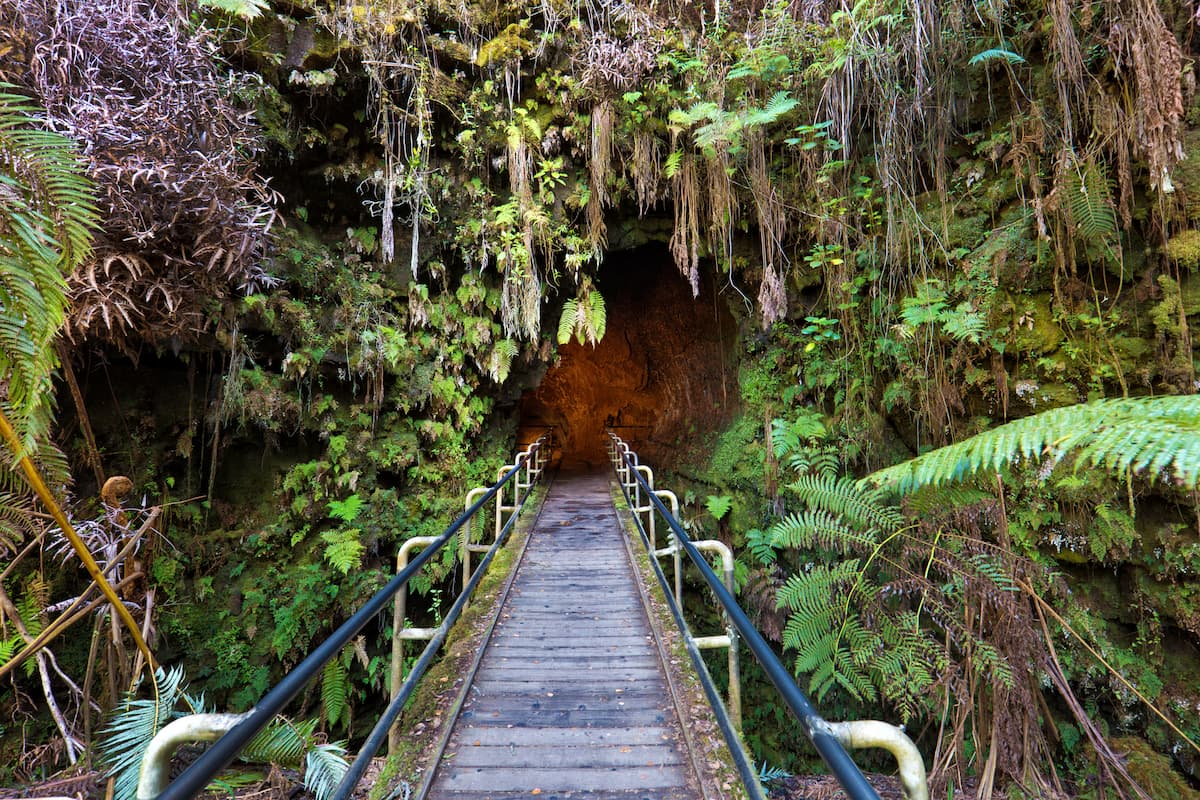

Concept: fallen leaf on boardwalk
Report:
left=472, top=740, right=481, bottom=746
left=620, top=747, right=632, bottom=753
left=531, top=789, right=542, bottom=795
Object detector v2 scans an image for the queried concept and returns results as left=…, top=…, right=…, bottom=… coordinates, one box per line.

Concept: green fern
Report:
left=1065, top=159, right=1118, bottom=243
left=97, top=666, right=200, bottom=800
left=322, top=657, right=348, bottom=729
left=321, top=528, right=364, bottom=574
left=487, top=338, right=519, bottom=382
left=865, top=396, right=1200, bottom=495
left=0, top=89, right=98, bottom=454
left=556, top=285, right=607, bottom=346
left=197, top=0, right=270, bottom=18
left=741, top=91, right=800, bottom=128
left=556, top=298, right=579, bottom=345
left=705, top=495, right=733, bottom=521
left=306, top=740, right=351, bottom=800
left=968, top=48, right=1027, bottom=66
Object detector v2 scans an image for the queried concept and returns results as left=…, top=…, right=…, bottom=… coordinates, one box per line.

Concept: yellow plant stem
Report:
left=0, top=407, right=157, bottom=677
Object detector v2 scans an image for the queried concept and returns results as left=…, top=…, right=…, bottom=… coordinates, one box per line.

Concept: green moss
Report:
left=1166, top=229, right=1200, bottom=271
left=1110, top=737, right=1200, bottom=800
left=474, top=21, right=533, bottom=66
left=1006, top=292, right=1065, bottom=354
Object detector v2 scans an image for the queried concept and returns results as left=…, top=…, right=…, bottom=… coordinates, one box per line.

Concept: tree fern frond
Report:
left=790, top=473, right=903, bottom=532
left=0, top=89, right=97, bottom=455
left=97, top=666, right=195, bottom=800
left=865, top=396, right=1200, bottom=494
left=242, top=717, right=315, bottom=765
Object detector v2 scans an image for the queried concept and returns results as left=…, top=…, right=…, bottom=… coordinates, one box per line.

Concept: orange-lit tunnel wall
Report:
left=520, top=245, right=738, bottom=468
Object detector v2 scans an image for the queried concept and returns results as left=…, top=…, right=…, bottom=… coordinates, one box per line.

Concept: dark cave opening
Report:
left=519, top=244, right=740, bottom=469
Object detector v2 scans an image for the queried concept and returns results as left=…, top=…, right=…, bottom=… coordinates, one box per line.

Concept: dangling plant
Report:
left=556, top=281, right=607, bottom=346
left=98, top=666, right=349, bottom=800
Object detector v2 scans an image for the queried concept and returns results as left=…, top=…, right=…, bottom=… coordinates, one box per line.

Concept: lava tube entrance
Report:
left=520, top=244, right=738, bottom=470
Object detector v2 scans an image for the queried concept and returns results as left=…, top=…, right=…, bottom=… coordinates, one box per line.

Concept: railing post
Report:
left=690, top=539, right=741, bottom=730
left=461, top=487, right=490, bottom=594
left=390, top=536, right=440, bottom=755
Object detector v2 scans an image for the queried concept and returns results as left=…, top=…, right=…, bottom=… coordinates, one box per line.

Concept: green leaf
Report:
left=197, top=0, right=270, bottom=18
left=705, top=495, right=733, bottom=520
left=321, top=659, right=348, bottom=728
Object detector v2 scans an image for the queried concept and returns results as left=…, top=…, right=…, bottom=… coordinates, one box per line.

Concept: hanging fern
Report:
left=487, top=338, right=519, bottom=382
left=556, top=284, right=607, bottom=346
left=865, top=396, right=1200, bottom=495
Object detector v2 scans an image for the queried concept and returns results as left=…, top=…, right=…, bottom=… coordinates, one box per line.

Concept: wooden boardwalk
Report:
left=425, top=470, right=699, bottom=800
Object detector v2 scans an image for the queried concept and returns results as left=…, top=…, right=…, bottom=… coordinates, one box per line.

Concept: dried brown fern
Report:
left=2, top=0, right=278, bottom=350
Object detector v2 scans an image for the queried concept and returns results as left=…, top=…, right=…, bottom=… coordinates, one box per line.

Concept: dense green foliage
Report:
left=2, top=0, right=1200, bottom=796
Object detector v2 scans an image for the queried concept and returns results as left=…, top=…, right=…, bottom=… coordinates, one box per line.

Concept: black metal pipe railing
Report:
left=608, top=432, right=884, bottom=800
left=155, top=439, right=545, bottom=800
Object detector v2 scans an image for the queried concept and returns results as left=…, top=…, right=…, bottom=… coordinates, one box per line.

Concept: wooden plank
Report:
left=446, top=743, right=684, bottom=769
left=436, top=765, right=688, bottom=792
left=448, top=726, right=674, bottom=748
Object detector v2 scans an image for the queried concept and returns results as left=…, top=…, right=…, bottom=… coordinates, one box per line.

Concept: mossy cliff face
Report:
left=5, top=0, right=1200, bottom=792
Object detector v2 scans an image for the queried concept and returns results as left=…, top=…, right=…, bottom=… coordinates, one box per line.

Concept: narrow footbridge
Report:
left=142, top=434, right=926, bottom=800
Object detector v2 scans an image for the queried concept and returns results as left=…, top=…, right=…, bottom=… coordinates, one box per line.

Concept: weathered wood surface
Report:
left=425, top=471, right=696, bottom=800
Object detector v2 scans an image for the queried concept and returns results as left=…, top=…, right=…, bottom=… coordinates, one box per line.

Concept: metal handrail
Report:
left=608, top=432, right=925, bottom=800
left=150, top=436, right=547, bottom=800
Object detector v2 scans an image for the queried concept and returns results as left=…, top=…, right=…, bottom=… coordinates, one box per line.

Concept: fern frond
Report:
left=968, top=48, right=1026, bottom=66
left=742, top=91, right=800, bottom=128
left=584, top=288, right=606, bottom=344
left=1065, top=160, right=1118, bottom=242
left=305, top=741, right=350, bottom=800
left=487, top=338, right=518, bottom=382
left=322, top=658, right=348, bottom=729
left=556, top=299, right=578, bottom=345
left=242, top=717, right=314, bottom=765
left=97, top=666, right=195, bottom=800
left=767, top=509, right=875, bottom=554
left=744, top=528, right=776, bottom=565
left=790, top=473, right=904, bottom=532
left=866, top=396, right=1200, bottom=494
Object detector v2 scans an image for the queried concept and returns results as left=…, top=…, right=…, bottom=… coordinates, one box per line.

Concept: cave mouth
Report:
left=520, top=244, right=738, bottom=469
